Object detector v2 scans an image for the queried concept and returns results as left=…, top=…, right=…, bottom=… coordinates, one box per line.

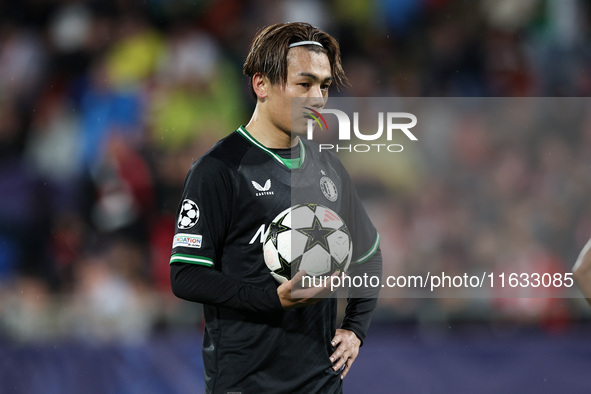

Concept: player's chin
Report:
left=290, top=119, right=308, bottom=136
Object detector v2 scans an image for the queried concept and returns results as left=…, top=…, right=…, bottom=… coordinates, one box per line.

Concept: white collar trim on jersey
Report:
left=237, top=126, right=305, bottom=169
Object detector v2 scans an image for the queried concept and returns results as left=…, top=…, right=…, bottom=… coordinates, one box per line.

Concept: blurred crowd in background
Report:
left=1, top=0, right=591, bottom=343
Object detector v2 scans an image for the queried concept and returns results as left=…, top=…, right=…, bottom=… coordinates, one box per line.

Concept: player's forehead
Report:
left=286, top=47, right=332, bottom=81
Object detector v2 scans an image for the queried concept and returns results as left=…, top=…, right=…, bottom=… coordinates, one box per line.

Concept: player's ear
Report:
left=252, top=72, right=268, bottom=100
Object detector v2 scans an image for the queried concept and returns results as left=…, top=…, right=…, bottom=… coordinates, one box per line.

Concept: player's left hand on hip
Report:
left=329, top=328, right=361, bottom=380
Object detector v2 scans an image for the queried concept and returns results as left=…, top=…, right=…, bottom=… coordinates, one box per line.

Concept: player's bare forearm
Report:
left=330, top=328, right=361, bottom=380
left=573, top=269, right=591, bottom=305
left=573, top=238, right=591, bottom=305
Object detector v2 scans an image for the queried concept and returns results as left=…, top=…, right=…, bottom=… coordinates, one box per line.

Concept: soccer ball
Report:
left=263, top=203, right=352, bottom=284
left=178, top=199, right=200, bottom=229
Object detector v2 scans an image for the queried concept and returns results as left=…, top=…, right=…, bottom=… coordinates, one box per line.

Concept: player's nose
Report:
left=306, top=94, right=325, bottom=110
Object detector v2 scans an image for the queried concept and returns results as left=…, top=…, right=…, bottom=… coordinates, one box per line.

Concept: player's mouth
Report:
left=302, top=109, right=320, bottom=120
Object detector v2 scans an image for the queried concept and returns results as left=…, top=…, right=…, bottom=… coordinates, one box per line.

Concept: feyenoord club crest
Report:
left=178, top=199, right=200, bottom=229
left=320, top=176, right=338, bottom=202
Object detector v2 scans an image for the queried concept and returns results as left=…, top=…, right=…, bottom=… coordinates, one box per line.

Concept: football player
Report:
left=170, top=22, right=382, bottom=393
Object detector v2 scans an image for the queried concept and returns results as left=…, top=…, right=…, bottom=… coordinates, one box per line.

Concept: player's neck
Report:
left=245, top=115, right=298, bottom=149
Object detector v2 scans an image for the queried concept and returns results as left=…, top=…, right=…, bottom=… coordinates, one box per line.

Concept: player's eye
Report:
left=299, top=83, right=310, bottom=88
left=321, top=84, right=330, bottom=91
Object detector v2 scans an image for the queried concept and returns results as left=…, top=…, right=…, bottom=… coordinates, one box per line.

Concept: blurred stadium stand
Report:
left=2, top=324, right=591, bottom=393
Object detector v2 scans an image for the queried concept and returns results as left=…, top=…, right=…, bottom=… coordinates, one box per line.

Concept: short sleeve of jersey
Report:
left=335, top=158, right=380, bottom=266
left=170, top=156, right=233, bottom=268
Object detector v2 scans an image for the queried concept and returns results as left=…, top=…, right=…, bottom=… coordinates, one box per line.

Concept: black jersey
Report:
left=170, top=126, right=380, bottom=394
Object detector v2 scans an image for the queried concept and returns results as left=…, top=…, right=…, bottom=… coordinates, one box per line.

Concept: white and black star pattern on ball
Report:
left=262, top=203, right=353, bottom=284
left=177, top=199, right=200, bottom=229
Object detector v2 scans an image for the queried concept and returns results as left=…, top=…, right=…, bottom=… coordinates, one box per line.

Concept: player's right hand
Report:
left=277, top=270, right=339, bottom=309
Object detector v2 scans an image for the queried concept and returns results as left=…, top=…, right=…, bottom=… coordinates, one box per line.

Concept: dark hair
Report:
left=243, top=22, right=348, bottom=98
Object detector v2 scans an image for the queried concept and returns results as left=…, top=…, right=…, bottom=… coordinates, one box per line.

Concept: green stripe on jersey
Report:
left=352, top=233, right=381, bottom=265
left=170, top=254, right=214, bottom=267
left=237, top=126, right=304, bottom=169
